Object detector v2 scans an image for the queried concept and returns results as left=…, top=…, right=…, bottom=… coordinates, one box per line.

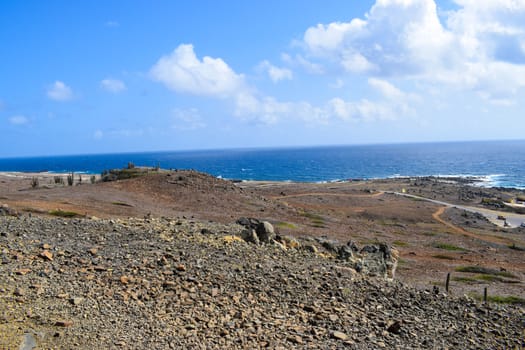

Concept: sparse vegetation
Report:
left=54, top=176, right=65, bottom=185
left=455, top=266, right=518, bottom=279
left=67, top=172, right=74, bottom=186
left=468, top=292, right=525, bottom=305
left=393, top=240, right=408, bottom=247
left=48, top=209, right=80, bottom=218
left=101, top=166, right=158, bottom=182
left=432, top=254, right=454, bottom=260
left=452, top=276, right=479, bottom=284
left=508, top=243, right=525, bottom=251
left=30, top=177, right=39, bottom=188
left=300, top=211, right=326, bottom=228
left=276, top=222, right=297, bottom=229
left=90, top=175, right=96, bottom=184
left=433, top=243, right=467, bottom=251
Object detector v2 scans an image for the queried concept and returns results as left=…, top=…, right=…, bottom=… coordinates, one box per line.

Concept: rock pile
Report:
left=238, top=218, right=398, bottom=279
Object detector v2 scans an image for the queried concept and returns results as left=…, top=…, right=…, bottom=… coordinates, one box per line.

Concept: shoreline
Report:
left=1, top=170, right=525, bottom=190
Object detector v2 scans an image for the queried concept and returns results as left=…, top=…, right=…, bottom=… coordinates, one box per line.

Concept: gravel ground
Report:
left=0, top=215, right=523, bottom=349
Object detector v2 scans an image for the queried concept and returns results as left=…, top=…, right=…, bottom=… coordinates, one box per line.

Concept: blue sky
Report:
left=1, top=0, right=524, bottom=157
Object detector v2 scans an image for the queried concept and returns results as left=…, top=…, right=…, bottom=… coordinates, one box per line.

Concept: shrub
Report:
left=54, top=176, right=64, bottom=185
left=90, top=175, right=96, bottom=184
left=30, top=177, right=39, bottom=188
left=433, top=243, right=467, bottom=251
left=127, top=162, right=135, bottom=169
left=67, top=172, right=74, bottom=186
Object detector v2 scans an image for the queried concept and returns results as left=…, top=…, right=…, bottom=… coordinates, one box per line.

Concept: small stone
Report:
left=88, top=247, right=98, bottom=256
left=14, top=288, right=25, bottom=296
left=303, top=244, right=318, bottom=254
left=176, top=264, right=186, bottom=272
left=40, top=250, right=53, bottom=261
left=329, top=314, right=339, bottom=322
left=387, top=320, right=402, bottom=334
left=332, top=331, right=348, bottom=340
left=120, top=276, right=130, bottom=284
left=287, top=335, right=303, bottom=344
left=15, top=268, right=31, bottom=275
left=70, top=297, right=84, bottom=305
left=41, top=243, right=52, bottom=250
left=55, top=320, right=73, bottom=327
left=211, top=288, right=219, bottom=297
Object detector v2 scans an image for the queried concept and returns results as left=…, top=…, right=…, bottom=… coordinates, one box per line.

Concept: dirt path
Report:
left=271, top=191, right=384, bottom=200
left=432, top=206, right=513, bottom=246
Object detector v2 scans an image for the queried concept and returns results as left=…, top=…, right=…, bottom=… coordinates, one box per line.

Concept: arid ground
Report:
left=1, top=170, right=524, bottom=301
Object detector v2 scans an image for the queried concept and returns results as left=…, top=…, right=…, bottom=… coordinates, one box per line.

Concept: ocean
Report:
left=0, top=140, right=524, bottom=189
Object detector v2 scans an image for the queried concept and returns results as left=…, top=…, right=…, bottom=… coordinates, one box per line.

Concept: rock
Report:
left=70, top=297, right=84, bottom=305
left=14, top=287, right=25, bottom=296
left=176, top=264, right=186, bottom=272
left=39, top=250, right=53, bottom=261
left=15, top=268, right=31, bottom=275
left=331, top=331, right=348, bottom=340
left=302, top=244, right=318, bottom=254
left=337, top=245, right=355, bottom=261
left=278, top=235, right=301, bottom=249
left=241, top=229, right=260, bottom=244
left=387, top=320, right=402, bottom=334
left=120, top=276, right=130, bottom=284
left=318, top=238, right=338, bottom=253
left=256, top=221, right=275, bottom=243
left=287, top=335, right=303, bottom=344
left=88, top=247, right=98, bottom=256
left=200, top=228, right=214, bottom=235
left=357, top=243, right=398, bottom=279
left=55, top=320, right=74, bottom=327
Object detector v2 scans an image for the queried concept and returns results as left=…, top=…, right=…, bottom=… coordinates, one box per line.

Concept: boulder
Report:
left=358, top=243, right=398, bottom=279
left=241, top=229, right=260, bottom=245
left=255, top=221, right=275, bottom=243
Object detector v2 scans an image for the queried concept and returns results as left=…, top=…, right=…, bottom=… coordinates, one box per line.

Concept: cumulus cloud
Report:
left=47, top=81, right=73, bottom=101
left=152, top=44, right=416, bottom=125
left=150, top=44, right=245, bottom=98
left=101, top=78, right=126, bottom=93
left=172, top=108, right=206, bottom=130
left=297, top=0, right=525, bottom=100
left=9, top=115, right=28, bottom=125
left=258, top=60, right=293, bottom=82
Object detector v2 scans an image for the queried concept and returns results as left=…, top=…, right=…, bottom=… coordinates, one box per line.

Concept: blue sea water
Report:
left=0, top=140, right=524, bottom=189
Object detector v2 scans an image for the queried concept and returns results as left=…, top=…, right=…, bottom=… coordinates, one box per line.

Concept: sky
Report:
left=1, top=0, right=525, bottom=157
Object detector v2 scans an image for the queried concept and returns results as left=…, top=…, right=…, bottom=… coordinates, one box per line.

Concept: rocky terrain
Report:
left=1, top=215, right=523, bottom=349
left=0, top=170, right=524, bottom=349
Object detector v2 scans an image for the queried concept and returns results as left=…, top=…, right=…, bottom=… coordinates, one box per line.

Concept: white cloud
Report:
left=101, top=78, right=126, bottom=93
left=150, top=44, right=245, bottom=98
left=281, top=53, right=325, bottom=74
left=258, top=60, right=293, bottom=82
left=152, top=44, right=416, bottom=126
left=172, top=108, right=206, bottom=130
left=47, top=81, right=73, bottom=101
left=297, top=0, right=525, bottom=101
left=9, top=115, right=28, bottom=125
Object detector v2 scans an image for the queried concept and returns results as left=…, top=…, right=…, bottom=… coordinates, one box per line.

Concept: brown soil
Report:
left=1, top=171, right=524, bottom=299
